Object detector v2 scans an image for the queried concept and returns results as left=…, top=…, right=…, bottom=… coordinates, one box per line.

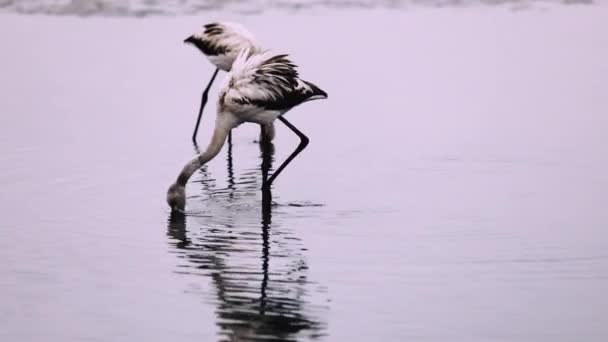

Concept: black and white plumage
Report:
left=184, top=22, right=271, bottom=144
left=185, top=22, right=261, bottom=71
left=218, top=49, right=328, bottom=126
left=167, top=50, right=328, bottom=211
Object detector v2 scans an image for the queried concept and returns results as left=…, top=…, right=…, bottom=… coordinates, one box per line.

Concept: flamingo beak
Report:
left=184, top=35, right=196, bottom=44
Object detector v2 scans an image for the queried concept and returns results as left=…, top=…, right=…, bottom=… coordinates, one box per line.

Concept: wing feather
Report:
left=222, top=49, right=327, bottom=112
left=187, top=22, right=259, bottom=58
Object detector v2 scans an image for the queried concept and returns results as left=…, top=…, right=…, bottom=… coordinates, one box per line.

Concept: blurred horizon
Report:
left=0, top=0, right=595, bottom=17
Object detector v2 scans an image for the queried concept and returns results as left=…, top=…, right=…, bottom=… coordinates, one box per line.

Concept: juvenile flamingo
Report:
left=184, top=22, right=275, bottom=144
left=167, top=49, right=327, bottom=211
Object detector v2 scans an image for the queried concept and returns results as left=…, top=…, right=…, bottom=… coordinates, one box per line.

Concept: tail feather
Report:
left=304, top=80, right=328, bottom=99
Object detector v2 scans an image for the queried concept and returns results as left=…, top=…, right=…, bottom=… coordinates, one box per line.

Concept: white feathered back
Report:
left=218, top=48, right=327, bottom=117
left=189, top=22, right=262, bottom=71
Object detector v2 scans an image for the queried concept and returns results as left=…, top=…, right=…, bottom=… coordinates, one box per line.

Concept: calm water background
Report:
left=1, top=1, right=608, bottom=341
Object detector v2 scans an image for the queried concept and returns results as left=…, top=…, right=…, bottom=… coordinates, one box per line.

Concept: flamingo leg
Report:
left=262, top=116, right=309, bottom=190
left=192, top=67, right=221, bottom=145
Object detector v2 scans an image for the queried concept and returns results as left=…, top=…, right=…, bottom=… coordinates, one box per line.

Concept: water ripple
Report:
left=166, top=140, right=328, bottom=341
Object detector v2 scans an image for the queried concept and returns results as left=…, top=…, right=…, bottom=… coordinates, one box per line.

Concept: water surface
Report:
left=1, top=4, right=608, bottom=342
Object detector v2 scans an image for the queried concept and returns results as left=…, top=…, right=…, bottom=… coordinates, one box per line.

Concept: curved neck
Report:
left=176, top=120, right=231, bottom=186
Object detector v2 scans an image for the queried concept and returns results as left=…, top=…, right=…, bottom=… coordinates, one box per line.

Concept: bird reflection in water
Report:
left=167, top=138, right=326, bottom=341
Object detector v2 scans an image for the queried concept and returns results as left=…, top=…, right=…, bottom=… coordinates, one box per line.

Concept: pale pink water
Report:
left=1, top=4, right=607, bottom=341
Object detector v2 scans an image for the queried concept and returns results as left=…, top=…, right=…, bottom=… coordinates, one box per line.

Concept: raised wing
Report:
left=222, top=49, right=327, bottom=112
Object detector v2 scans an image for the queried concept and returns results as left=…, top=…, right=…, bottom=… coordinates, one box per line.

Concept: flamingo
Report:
left=167, top=49, right=328, bottom=211
left=184, top=22, right=275, bottom=145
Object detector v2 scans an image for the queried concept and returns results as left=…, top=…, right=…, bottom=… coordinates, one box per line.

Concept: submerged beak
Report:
left=184, top=35, right=196, bottom=44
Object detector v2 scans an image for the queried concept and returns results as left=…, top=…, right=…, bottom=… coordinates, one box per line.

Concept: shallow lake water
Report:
left=1, top=2, right=608, bottom=341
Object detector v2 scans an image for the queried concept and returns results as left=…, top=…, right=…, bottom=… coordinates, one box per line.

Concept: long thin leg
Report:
left=258, top=123, right=275, bottom=143
left=258, top=124, right=275, bottom=155
left=262, top=116, right=309, bottom=190
left=192, top=67, right=220, bottom=144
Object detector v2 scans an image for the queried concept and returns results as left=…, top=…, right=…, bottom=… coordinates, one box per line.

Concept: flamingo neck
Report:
left=176, top=120, right=231, bottom=186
